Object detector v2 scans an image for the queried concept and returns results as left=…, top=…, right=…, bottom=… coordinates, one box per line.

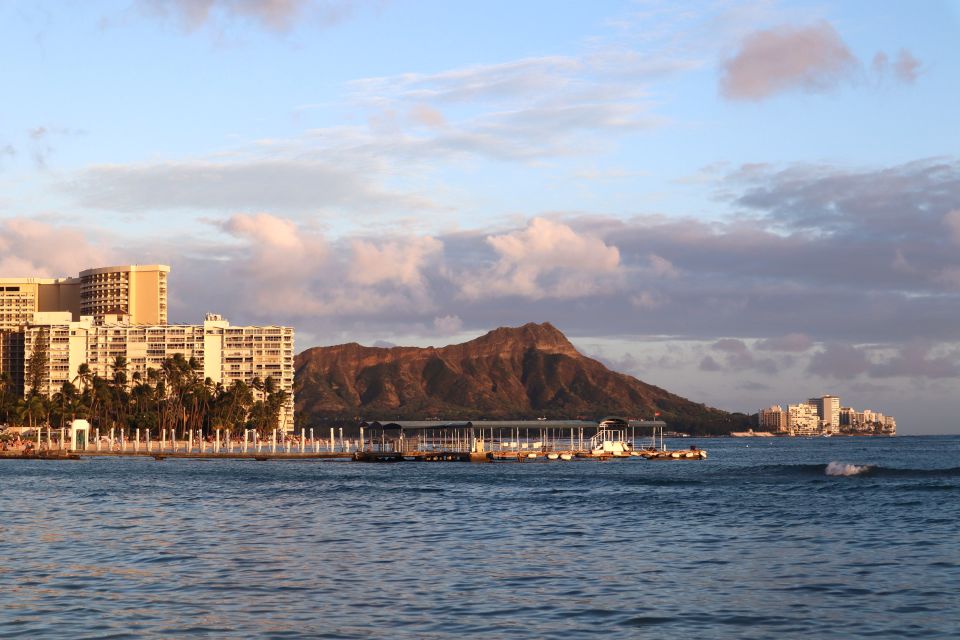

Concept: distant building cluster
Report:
left=0, top=264, right=295, bottom=429
left=758, top=395, right=896, bottom=436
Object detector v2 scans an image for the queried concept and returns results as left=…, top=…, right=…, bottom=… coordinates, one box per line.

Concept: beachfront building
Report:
left=21, top=312, right=295, bottom=430
left=787, top=402, right=820, bottom=436
left=758, top=405, right=788, bottom=432
left=0, top=264, right=169, bottom=329
left=78, top=264, right=169, bottom=325
left=0, top=276, right=82, bottom=330
left=808, top=394, right=840, bottom=431
left=2, top=263, right=296, bottom=431
left=840, top=406, right=856, bottom=427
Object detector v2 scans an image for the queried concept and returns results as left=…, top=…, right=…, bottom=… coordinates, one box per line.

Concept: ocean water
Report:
left=0, top=436, right=958, bottom=639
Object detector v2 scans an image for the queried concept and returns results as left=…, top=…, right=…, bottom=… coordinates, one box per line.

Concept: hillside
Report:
left=294, top=322, right=751, bottom=434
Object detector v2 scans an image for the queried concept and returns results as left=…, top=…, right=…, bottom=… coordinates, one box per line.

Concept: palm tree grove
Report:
left=0, top=351, right=289, bottom=440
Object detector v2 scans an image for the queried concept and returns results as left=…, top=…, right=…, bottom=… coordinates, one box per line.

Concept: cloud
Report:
left=719, top=19, right=922, bottom=101
left=458, top=217, right=622, bottom=300
left=408, top=104, right=446, bottom=129
left=720, top=21, right=858, bottom=100
left=63, top=158, right=437, bottom=215
left=944, top=210, right=960, bottom=245
left=140, top=0, right=360, bottom=33
left=730, top=158, right=960, bottom=240
left=808, top=342, right=960, bottom=379
left=699, top=355, right=723, bottom=372
left=348, top=51, right=679, bottom=161
left=705, top=338, right=779, bottom=374
left=807, top=343, right=871, bottom=378
left=756, top=333, right=814, bottom=352
left=869, top=342, right=960, bottom=379
left=44, top=157, right=960, bottom=378
left=349, top=236, right=442, bottom=290
left=0, top=218, right=113, bottom=277
left=209, top=212, right=445, bottom=320
left=432, top=315, right=463, bottom=336
left=647, top=253, right=679, bottom=278
left=893, top=49, right=921, bottom=83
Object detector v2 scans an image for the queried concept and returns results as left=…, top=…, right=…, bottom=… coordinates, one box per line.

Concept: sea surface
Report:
left=0, top=436, right=958, bottom=639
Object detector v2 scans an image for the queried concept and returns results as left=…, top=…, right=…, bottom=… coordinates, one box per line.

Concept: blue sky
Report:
left=1, top=1, right=959, bottom=433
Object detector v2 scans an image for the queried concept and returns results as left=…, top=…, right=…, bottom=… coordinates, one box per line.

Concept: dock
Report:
left=3, top=418, right=707, bottom=463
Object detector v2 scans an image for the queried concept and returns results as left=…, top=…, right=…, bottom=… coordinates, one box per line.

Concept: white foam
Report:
left=826, top=461, right=871, bottom=476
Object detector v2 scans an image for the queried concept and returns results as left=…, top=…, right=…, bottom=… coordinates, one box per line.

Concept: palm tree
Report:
left=74, top=363, right=93, bottom=394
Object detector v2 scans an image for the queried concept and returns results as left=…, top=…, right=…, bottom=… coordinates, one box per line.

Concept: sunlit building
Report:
left=787, top=402, right=820, bottom=436
left=2, top=264, right=295, bottom=430
left=22, top=312, right=295, bottom=430
left=758, top=405, right=787, bottom=432
left=808, top=394, right=840, bottom=430
left=1, top=264, right=169, bottom=329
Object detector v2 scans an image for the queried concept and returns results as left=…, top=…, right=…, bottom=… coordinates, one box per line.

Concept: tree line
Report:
left=0, top=350, right=289, bottom=438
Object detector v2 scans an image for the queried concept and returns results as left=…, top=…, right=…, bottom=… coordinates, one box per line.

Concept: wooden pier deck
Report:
left=79, top=451, right=354, bottom=460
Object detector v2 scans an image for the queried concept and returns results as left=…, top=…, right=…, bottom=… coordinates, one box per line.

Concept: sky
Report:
left=1, top=0, right=958, bottom=433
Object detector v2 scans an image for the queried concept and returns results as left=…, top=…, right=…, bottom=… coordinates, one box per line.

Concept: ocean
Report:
left=0, top=436, right=957, bottom=638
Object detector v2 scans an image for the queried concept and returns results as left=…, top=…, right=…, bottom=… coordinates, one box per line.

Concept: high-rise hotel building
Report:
left=1, top=265, right=295, bottom=430
left=78, top=264, right=169, bottom=325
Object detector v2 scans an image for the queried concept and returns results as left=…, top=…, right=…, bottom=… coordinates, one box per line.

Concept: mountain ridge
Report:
left=294, top=322, right=751, bottom=434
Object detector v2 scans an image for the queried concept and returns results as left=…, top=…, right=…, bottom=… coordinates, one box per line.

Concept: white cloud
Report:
left=432, top=314, right=463, bottom=335
left=349, top=237, right=442, bottom=290
left=214, top=212, right=444, bottom=319
left=0, top=217, right=112, bottom=277
left=63, top=158, right=437, bottom=216
left=458, top=217, right=621, bottom=300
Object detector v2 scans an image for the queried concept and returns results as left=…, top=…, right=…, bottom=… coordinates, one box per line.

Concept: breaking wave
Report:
left=746, top=463, right=960, bottom=479
left=825, top=461, right=872, bottom=476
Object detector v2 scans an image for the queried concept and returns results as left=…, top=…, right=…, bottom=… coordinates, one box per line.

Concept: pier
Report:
left=1, top=418, right=707, bottom=462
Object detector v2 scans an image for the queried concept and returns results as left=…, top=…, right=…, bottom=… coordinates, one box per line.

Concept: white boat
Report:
left=546, top=453, right=559, bottom=460
left=559, top=453, right=573, bottom=461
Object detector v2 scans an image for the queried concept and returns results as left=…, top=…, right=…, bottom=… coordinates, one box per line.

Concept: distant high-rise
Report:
left=809, top=394, right=840, bottom=429
left=788, top=402, right=820, bottom=435
left=758, top=405, right=787, bottom=432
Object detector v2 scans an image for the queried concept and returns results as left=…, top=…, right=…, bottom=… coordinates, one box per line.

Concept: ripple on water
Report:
left=0, top=439, right=959, bottom=638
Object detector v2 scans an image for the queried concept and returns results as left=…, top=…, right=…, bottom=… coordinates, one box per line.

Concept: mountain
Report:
left=294, top=322, right=751, bottom=434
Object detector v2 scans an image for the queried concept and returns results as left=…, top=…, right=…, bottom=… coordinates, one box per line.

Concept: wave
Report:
left=826, top=461, right=872, bottom=476
left=747, top=463, right=960, bottom=479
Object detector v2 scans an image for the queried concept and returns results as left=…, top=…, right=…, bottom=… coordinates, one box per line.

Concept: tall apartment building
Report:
left=808, top=394, right=840, bottom=429
left=3, top=263, right=295, bottom=430
left=0, top=276, right=82, bottom=330
left=1, top=264, right=169, bottom=328
left=23, top=312, right=295, bottom=429
left=840, top=406, right=856, bottom=427
left=79, top=265, right=169, bottom=325
left=787, top=402, right=820, bottom=436
left=758, top=405, right=787, bottom=432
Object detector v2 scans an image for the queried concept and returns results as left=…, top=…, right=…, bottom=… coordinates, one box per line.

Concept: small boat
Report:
left=526, top=452, right=537, bottom=459
left=546, top=453, right=559, bottom=460
left=559, top=453, right=573, bottom=461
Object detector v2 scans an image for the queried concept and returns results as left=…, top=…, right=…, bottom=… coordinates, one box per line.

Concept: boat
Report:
left=546, top=452, right=559, bottom=460
left=559, top=453, right=573, bottom=461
